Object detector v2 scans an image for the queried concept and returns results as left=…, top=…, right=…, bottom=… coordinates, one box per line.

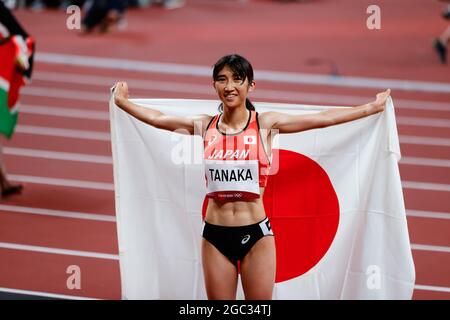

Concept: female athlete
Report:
left=112, top=54, right=391, bottom=300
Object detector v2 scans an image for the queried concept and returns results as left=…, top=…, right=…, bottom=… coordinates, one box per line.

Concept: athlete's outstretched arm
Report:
left=261, top=89, right=391, bottom=134
left=112, top=81, right=211, bottom=135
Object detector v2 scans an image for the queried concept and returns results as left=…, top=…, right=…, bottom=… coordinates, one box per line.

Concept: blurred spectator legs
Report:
left=81, top=0, right=126, bottom=34
left=151, top=0, right=185, bottom=9
left=433, top=26, right=450, bottom=64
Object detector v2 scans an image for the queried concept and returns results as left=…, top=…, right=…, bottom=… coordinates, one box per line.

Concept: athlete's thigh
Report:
left=240, top=236, right=276, bottom=300
left=201, top=238, right=238, bottom=300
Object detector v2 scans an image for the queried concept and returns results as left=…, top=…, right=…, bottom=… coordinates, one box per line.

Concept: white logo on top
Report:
left=241, top=235, right=251, bottom=245
left=208, top=135, right=217, bottom=146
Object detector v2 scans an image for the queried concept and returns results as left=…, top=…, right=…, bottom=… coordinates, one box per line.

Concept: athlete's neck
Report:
left=220, top=106, right=249, bottom=131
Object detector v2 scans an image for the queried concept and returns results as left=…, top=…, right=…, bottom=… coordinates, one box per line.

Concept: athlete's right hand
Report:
left=112, top=81, right=129, bottom=106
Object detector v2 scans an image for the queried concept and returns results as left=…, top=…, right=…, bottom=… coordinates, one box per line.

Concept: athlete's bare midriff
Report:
left=204, top=187, right=267, bottom=226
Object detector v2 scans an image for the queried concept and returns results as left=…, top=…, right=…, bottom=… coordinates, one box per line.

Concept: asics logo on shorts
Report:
left=241, top=234, right=251, bottom=245
left=265, top=220, right=271, bottom=231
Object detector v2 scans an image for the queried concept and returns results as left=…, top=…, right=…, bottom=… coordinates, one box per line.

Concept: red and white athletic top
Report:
left=203, top=110, right=271, bottom=200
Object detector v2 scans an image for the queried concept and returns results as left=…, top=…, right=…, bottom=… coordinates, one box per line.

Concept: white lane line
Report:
left=35, top=52, right=450, bottom=93
left=400, top=157, right=450, bottom=168
left=407, top=210, right=450, bottom=220
left=414, top=284, right=450, bottom=293
left=6, top=173, right=450, bottom=192
left=15, top=125, right=110, bottom=141
left=22, top=87, right=109, bottom=102
left=22, top=85, right=450, bottom=115
left=4, top=206, right=424, bottom=224
left=8, top=174, right=114, bottom=191
left=3, top=147, right=112, bottom=164
left=1, top=206, right=446, bottom=224
left=397, top=117, right=450, bottom=128
left=3, top=145, right=449, bottom=169
left=0, top=285, right=448, bottom=299
left=0, top=240, right=446, bottom=267
left=0, top=287, right=99, bottom=300
left=399, top=135, right=450, bottom=147
left=0, top=242, right=119, bottom=260
left=34, top=71, right=209, bottom=95
left=0, top=204, right=115, bottom=222
left=21, top=104, right=109, bottom=120
left=411, top=244, right=450, bottom=253
left=18, top=104, right=450, bottom=147
left=392, top=100, right=450, bottom=112
left=32, top=70, right=450, bottom=111
left=3, top=204, right=447, bottom=223
left=19, top=87, right=450, bottom=138
left=402, top=181, right=450, bottom=192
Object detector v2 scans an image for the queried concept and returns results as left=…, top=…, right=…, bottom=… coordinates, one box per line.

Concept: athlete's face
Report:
left=213, top=66, right=255, bottom=109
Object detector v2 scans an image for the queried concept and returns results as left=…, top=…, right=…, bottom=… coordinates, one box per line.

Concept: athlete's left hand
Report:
left=370, top=89, right=391, bottom=113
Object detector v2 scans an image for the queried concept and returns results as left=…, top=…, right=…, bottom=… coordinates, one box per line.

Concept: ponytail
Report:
left=245, top=98, right=255, bottom=111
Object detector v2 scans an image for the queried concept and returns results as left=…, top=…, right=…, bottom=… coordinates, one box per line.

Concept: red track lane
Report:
left=2, top=209, right=449, bottom=260
left=2, top=245, right=447, bottom=300
left=5, top=131, right=450, bottom=161
left=7, top=107, right=450, bottom=162
left=403, top=189, right=450, bottom=213
left=20, top=95, right=108, bottom=111
left=0, top=184, right=115, bottom=215
left=13, top=101, right=450, bottom=164
left=413, top=251, right=450, bottom=288
left=0, top=248, right=121, bottom=299
left=28, top=64, right=450, bottom=101
left=4, top=134, right=112, bottom=156
left=3, top=156, right=113, bottom=184
left=0, top=212, right=117, bottom=254
left=5, top=133, right=450, bottom=188
left=413, top=289, right=450, bottom=300
left=18, top=114, right=111, bottom=133
left=30, top=71, right=450, bottom=100
left=4, top=180, right=444, bottom=220
left=24, top=88, right=450, bottom=124
left=397, top=126, right=450, bottom=139
left=400, top=144, right=450, bottom=160
left=5, top=151, right=450, bottom=192
left=27, top=75, right=450, bottom=109
left=20, top=78, right=450, bottom=116
left=399, top=165, right=450, bottom=185
left=407, top=217, right=450, bottom=248
left=31, top=62, right=450, bottom=107
left=395, top=109, right=450, bottom=120
left=14, top=1, right=450, bottom=82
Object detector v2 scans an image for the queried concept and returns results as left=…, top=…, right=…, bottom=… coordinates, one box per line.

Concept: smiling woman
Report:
left=212, top=54, right=256, bottom=114
left=112, top=53, right=391, bottom=300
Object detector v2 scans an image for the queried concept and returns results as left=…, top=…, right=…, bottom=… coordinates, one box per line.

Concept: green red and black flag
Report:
left=0, top=34, right=34, bottom=139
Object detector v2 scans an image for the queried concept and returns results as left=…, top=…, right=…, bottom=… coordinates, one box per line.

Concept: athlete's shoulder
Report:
left=191, top=114, right=215, bottom=137
left=190, top=113, right=214, bottom=121
left=189, top=114, right=214, bottom=126
left=256, top=111, right=278, bottom=130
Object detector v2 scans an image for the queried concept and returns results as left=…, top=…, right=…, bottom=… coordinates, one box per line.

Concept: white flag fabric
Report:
left=109, top=97, right=415, bottom=300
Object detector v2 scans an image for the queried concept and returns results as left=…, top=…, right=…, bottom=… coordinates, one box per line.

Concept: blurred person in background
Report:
left=0, top=0, right=35, bottom=198
left=433, top=0, right=450, bottom=64
left=151, top=0, right=185, bottom=9
left=81, top=0, right=127, bottom=34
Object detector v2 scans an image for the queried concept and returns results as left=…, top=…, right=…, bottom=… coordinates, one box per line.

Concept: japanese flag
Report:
left=110, top=97, right=415, bottom=300
left=244, top=135, right=256, bottom=145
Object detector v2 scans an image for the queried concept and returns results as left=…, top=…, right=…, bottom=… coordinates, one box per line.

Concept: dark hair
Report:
left=213, top=54, right=255, bottom=112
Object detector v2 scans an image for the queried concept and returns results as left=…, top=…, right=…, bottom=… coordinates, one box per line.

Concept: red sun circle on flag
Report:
left=202, top=149, right=340, bottom=283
